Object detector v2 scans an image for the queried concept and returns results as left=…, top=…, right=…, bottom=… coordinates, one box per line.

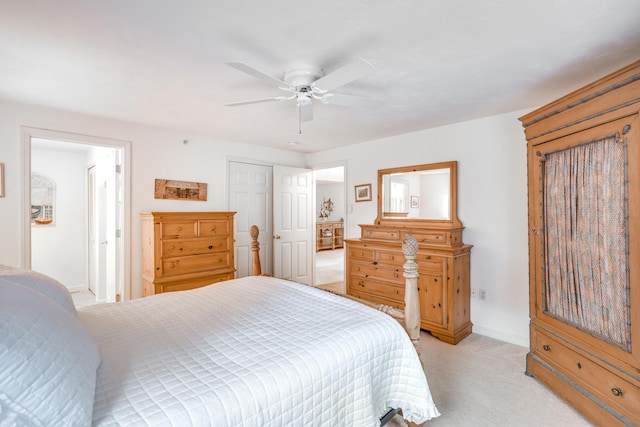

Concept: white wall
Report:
left=307, top=110, right=531, bottom=346
left=316, top=182, right=345, bottom=221
left=0, top=98, right=306, bottom=298
left=31, top=147, right=87, bottom=290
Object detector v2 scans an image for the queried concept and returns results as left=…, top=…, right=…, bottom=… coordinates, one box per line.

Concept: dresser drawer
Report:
left=161, top=237, right=229, bottom=257
left=161, top=221, right=198, bottom=239
left=161, top=253, right=231, bottom=277
left=350, top=263, right=403, bottom=283
left=349, top=277, right=404, bottom=301
left=199, top=220, right=230, bottom=236
left=348, top=287, right=404, bottom=311
left=149, top=273, right=233, bottom=295
left=348, top=247, right=375, bottom=261
left=377, top=250, right=403, bottom=265
left=413, top=231, right=448, bottom=245
left=362, top=229, right=400, bottom=241
left=416, top=254, right=444, bottom=272
left=533, top=328, right=640, bottom=417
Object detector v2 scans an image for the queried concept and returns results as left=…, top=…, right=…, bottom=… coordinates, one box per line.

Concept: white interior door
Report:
left=273, top=165, right=313, bottom=284
left=229, top=161, right=273, bottom=277
left=87, top=165, right=97, bottom=294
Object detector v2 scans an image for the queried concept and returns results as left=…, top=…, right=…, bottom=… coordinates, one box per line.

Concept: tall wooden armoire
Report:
left=519, top=61, right=640, bottom=426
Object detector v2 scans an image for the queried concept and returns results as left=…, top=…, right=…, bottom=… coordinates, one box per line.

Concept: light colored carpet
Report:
left=315, top=247, right=344, bottom=284
left=71, top=289, right=96, bottom=308
left=390, top=332, right=593, bottom=427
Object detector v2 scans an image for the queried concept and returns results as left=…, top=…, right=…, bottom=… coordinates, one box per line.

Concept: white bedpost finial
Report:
left=403, top=235, right=421, bottom=356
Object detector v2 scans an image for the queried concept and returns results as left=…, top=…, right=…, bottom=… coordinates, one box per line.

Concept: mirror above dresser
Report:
left=376, top=161, right=462, bottom=228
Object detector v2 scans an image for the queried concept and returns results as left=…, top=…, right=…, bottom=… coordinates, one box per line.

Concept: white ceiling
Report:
left=2, top=1, right=639, bottom=154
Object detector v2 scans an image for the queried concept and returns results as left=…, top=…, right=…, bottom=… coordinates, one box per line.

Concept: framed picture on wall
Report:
left=354, top=183, right=372, bottom=202
left=410, top=195, right=419, bottom=208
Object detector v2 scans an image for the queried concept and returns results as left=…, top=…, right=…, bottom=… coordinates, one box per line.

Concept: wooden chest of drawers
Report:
left=346, top=224, right=472, bottom=344
left=141, top=212, right=235, bottom=296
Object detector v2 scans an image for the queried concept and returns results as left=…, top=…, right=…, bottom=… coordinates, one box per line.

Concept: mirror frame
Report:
left=375, top=160, right=462, bottom=228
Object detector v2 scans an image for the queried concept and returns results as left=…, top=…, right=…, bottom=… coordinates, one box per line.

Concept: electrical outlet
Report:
left=479, top=289, right=486, bottom=301
left=471, top=288, right=477, bottom=299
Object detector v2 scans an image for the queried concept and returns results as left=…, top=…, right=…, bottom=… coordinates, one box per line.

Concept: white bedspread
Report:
left=79, top=276, right=440, bottom=426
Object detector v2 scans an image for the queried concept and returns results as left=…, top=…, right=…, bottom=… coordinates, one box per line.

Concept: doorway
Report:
left=22, top=127, right=131, bottom=304
left=314, top=165, right=346, bottom=288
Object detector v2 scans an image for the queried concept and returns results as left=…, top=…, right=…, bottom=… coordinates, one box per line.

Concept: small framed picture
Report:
left=410, top=195, right=419, bottom=208
left=354, top=183, right=372, bottom=202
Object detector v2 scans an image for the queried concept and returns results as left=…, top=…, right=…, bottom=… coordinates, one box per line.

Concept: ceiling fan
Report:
left=224, top=58, right=384, bottom=124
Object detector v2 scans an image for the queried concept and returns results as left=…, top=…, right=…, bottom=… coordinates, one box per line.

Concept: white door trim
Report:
left=20, top=127, right=133, bottom=300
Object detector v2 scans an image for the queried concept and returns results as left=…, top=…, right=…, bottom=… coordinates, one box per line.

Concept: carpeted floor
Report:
left=390, top=332, right=593, bottom=427
left=315, top=247, right=344, bottom=284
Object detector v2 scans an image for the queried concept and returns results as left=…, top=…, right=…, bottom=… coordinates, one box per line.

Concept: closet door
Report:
left=528, top=116, right=640, bottom=370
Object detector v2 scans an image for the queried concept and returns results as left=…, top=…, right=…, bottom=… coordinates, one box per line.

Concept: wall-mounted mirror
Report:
left=376, top=161, right=461, bottom=227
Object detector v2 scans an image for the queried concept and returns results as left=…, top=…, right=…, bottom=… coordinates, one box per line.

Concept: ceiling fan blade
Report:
left=224, top=96, right=288, bottom=107
left=300, top=102, right=313, bottom=122
left=312, top=58, right=376, bottom=92
left=324, top=93, right=385, bottom=108
left=227, top=62, right=289, bottom=88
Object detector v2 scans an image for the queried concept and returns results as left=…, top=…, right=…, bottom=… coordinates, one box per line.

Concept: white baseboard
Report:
left=472, top=325, right=529, bottom=348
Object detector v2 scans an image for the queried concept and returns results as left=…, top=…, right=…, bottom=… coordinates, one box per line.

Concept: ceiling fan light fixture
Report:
left=296, top=92, right=312, bottom=106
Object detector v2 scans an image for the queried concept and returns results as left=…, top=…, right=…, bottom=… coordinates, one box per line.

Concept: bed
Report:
left=0, top=233, right=439, bottom=426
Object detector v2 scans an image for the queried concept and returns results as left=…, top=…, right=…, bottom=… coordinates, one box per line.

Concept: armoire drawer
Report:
left=350, top=262, right=403, bottom=283
left=161, top=253, right=230, bottom=277
left=162, top=237, right=229, bottom=257
left=533, top=328, right=640, bottom=416
left=161, top=221, right=198, bottom=239
left=349, top=277, right=404, bottom=302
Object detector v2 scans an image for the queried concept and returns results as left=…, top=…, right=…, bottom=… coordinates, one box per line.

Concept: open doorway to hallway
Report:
left=25, top=131, right=130, bottom=308
left=314, top=165, right=345, bottom=292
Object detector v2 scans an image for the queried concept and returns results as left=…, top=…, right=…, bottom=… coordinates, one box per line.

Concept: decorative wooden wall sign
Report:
left=154, top=179, right=207, bottom=201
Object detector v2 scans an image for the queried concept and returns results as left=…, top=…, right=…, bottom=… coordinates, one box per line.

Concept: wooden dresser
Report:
left=141, top=211, right=235, bottom=296
left=346, top=161, right=472, bottom=345
left=346, top=224, right=472, bottom=344
left=519, top=61, right=640, bottom=426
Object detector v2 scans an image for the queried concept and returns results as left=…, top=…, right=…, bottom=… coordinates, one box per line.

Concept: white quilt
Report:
left=79, top=276, right=440, bottom=426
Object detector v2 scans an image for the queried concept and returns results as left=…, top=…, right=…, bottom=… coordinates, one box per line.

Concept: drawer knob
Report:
left=543, top=344, right=551, bottom=351
left=611, top=388, right=623, bottom=397
left=358, top=281, right=364, bottom=287
left=208, top=245, right=213, bottom=249
left=372, top=261, right=378, bottom=265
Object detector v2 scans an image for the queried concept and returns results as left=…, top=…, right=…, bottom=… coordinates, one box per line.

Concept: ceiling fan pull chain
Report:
left=299, top=104, right=302, bottom=134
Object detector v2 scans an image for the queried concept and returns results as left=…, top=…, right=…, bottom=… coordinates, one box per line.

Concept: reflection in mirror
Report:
left=378, top=161, right=459, bottom=224
left=382, top=169, right=449, bottom=219
left=31, top=172, right=56, bottom=225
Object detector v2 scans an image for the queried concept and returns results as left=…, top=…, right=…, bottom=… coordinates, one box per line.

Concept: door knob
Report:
left=274, top=234, right=281, bottom=239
